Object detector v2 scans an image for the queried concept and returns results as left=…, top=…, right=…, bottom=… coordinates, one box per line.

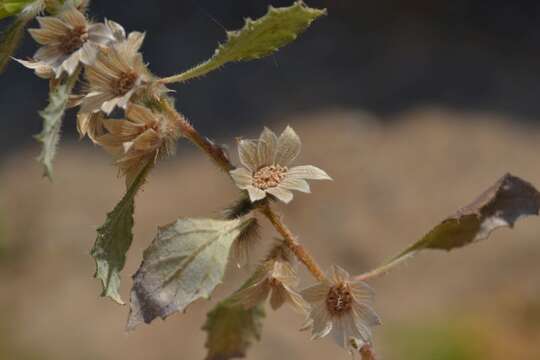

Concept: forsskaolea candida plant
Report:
left=2, top=1, right=540, bottom=359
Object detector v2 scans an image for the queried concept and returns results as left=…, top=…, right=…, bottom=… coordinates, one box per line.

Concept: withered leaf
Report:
left=127, top=217, right=255, bottom=330
left=401, top=173, right=540, bottom=256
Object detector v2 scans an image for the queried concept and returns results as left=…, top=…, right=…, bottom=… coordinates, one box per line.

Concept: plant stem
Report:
left=161, top=100, right=234, bottom=172
left=353, top=252, right=415, bottom=281
left=160, top=99, right=326, bottom=281
left=260, top=202, right=325, bottom=281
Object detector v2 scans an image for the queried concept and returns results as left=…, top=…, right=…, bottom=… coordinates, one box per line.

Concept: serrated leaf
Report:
left=203, top=270, right=266, bottom=360
left=91, top=166, right=149, bottom=305
left=35, top=70, right=79, bottom=179
left=127, top=217, right=255, bottom=330
left=161, top=1, right=326, bottom=84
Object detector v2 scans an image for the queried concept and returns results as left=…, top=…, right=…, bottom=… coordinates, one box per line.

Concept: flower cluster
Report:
left=18, top=5, right=174, bottom=184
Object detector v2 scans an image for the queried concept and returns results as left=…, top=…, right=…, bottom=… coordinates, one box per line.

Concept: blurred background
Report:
left=1, top=0, right=540, bottom=359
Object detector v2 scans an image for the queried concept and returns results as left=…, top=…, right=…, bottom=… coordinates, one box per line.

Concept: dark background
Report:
left=2, top=0, right=540, bottom=151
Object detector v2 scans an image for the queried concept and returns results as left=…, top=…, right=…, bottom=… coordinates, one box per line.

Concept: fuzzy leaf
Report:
left=90, top=166, right=149, bottom=305
left=127, top=217, right=254, bottom=330
left=161, top=1, right=325, bottom=84
left=34, top=70, right=79, bottom=179
left=204, top=299, right=265, bottom=360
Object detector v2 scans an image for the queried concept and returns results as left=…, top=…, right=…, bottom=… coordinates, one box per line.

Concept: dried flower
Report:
left=79, top=31, right=150, bottom=116
left=76, top=111, right=106, bottom=142
left=96, top=104, right=180, bottom=185
left=230, top=126, right=331, bottom=203
left=301, top=266, right=381, bottom=353
left=234, top=260, right=308, bottom=313
left=17, top=7, right=124, bottom=78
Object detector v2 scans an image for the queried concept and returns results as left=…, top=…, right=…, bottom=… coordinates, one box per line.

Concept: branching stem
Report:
left=160, top=98, right=326, bottom=281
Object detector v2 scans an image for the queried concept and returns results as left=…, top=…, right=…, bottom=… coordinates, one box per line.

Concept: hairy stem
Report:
left=260, top=202, right=325, bottom=281
left=160, top=98, right=325, bottom=281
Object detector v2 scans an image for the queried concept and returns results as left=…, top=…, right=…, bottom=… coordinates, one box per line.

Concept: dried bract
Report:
left=230, top=126, right=331, bottom=203
left=97, top=103, right=180, bottom=185
left=301, top=266, right=380, bottom=353
left=234, top=260, right=308, bottom=313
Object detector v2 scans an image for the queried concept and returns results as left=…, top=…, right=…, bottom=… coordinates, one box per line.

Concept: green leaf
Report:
left=34, top=70, right=79, bottom=179
left=0, top=1, right=34, bottom=19
left=91, top=166, right=149, bottom=305
left=361, top=174, right=540, bottom=279
left=203, top=298, right=265, bottom=360
left=127, top=217, right=255, bottom=330
left=160, top=1, right=326, bottom=84
left=203, top=269, right=267, bottom=360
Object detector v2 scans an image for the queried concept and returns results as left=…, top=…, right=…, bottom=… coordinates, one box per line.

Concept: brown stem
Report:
left=161, top=99, right=326, bottom=281
left=260, top=202, right=325, bottom=281
left=161, top=100, right=234, bottom=172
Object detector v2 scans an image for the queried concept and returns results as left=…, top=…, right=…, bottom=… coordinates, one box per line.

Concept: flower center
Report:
left=252, top=165, right=287, bottom=190
left=59, top=25, right=88, bottom=54
left=113, top=71, right=138, bottom=96
left=326, top=283, right=353, bottom=316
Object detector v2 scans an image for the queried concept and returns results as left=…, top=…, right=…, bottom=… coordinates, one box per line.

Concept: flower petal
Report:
left=238, top=139, right=259, bottom=171
left=257, top=127, right=277, bottom=166
left=287, top=165, right=332, bottom=180
left=281, top=284, right=310, bottom=314
left=266, top=186, right=294, bottom=204
left=275, top=126, right=301, bottom=166
left=330, top=265, right=351, bottom=283
left=280, top=176, right=311, bottom=193
left=230, top=168, right=253, bottom=189
left=309, top=304, right=333, bottom=339
left=246, top=186, right=267, bottom=202
left=233, top=280, right=271, bottom=309
left=301, top=282, right=329, bottom=303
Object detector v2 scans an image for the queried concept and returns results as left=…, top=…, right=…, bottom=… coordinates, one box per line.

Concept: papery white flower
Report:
left=301, top=266, right=381, bottom=353
left=17, top=7, right=124, bottom=78
left=234, top=260, right=309, bottom=313
left=230, top=126, right=331, bottom=203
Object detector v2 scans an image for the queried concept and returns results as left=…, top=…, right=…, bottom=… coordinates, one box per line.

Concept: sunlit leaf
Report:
left=127, top=217, right=255, bottom=330
left=160, top=1, right=326, bottom=84
left=90, top=165, right=149, bottom=304
left=35, top=70, right=79, bottom=179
